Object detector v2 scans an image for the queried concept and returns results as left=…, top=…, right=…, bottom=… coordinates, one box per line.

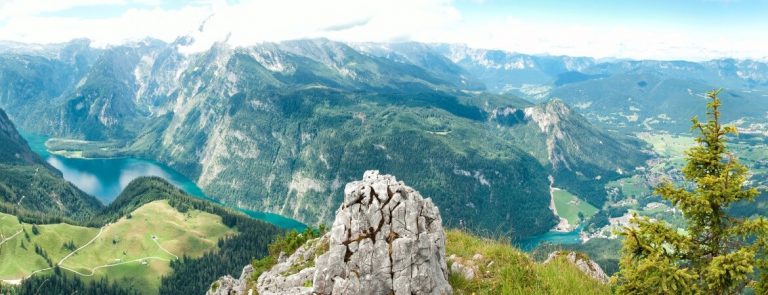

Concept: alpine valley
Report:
left=1, top=35, right=768, bottom=294
left=0, top=38, right=654, bottom=238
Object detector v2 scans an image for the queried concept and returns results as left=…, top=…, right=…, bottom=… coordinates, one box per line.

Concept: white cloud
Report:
left=178, top=0, right=461, bottom=53
left=0, top=0, right=211, bottom=46
left=0, top=0, right=765, bottom=61
left=0, top=0, right=125, bottom=20
left=431, top=16, right=768, bottom=61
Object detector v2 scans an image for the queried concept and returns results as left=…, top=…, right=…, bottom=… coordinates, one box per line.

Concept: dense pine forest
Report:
left=0, top=267, right=141, bottom=295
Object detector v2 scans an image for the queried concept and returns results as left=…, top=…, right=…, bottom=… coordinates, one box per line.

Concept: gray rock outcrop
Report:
left=312, top=170, right=451, bottom=295
left=257, top=170, right=452, bottom=295
left=207, top=264, right=254, bottom=295
left=256, top=235, right=329, bottom=295
left=544, top=251, right=610, bottom=284
left=209, top=171, right=452, bottom=295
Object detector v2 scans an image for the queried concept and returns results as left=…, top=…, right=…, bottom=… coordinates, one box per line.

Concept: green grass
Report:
left=552, top=189, right=599, bottom=226
left=446, top=229, right=610, bottom=295
left=0, top=200, right=235, bottom=294
left=637, top=133, right=694, bottom=158
left=608, top=176, right=651, bottom=199
left=0, top=212, right=98, bottom=280
left=0, top=212, right=22, bottom=238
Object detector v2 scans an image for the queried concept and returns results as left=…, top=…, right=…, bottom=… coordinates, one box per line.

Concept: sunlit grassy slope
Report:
left=0, top=200, right=235, bottom=294
left=0, top=212, right=98, bottom=280
left=446, top=229, right=610, bottom=295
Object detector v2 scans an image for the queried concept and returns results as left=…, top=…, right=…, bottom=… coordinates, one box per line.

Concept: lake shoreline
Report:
left=21, top=132, right=307, bottom=232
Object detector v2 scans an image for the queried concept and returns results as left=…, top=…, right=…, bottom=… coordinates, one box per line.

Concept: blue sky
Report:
left=457, top=0, right=768, bottom=27
left=0, top=0, right=765, bottom=60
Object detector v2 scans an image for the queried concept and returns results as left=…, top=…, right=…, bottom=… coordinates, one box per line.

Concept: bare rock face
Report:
left=256, top=235, right=329, bottom=295
left=257, top=170, right=452, bottom=295
left=312, top=170, right=451, bottom=295
left=207, top=264, right=254, bottom=295
left=544, top=251, right=610, bottom=284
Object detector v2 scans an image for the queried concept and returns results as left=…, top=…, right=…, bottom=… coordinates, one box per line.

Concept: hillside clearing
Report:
left=552, top=188, right=599, bottom=227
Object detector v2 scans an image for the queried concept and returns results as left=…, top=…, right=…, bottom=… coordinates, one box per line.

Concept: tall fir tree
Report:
left=614, top=89, right=768, bottom=294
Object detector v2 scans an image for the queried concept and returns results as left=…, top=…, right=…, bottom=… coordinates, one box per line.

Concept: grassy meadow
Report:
left=0, top=200, right=235, bottom=294
left=552, top=189, right=599, bottom=227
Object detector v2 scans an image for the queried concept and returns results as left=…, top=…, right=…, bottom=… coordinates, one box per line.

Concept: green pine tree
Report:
left=614, top=89, right=768, bottom=294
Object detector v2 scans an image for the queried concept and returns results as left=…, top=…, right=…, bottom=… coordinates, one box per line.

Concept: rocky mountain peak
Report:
left=523, top=99, right=572, bottom=133
left=219, top=170, right=453, bottom=295
left=313, top=170, right=451, bottom=294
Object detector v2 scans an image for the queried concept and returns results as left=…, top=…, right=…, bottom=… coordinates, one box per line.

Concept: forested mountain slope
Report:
left=0, top=108, right=102, bottom=222
left=0, top=39, right=651, bottom=238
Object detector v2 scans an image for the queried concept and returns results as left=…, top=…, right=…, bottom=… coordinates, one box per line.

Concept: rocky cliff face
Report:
left=209, top=170, right=452, bottom=295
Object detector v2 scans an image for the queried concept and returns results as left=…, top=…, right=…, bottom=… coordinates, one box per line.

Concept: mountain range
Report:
left=5, top=37, right=767, bottom=238
left=1, top=34, right=768, bottom=294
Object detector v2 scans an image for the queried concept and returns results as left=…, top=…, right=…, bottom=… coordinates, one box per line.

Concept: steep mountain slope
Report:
left=120, top=40, right=644, bottom=235
left=0, top=40, right=99, bottom=134
left=0, top=108, right=102, bottom=221
left=0, top=39, right=651, bottom=238
left=488, top=100, right=649, bottom=206
left=138, top=86, right=557, bottom=237
left=0, top=109, right=49, bottom=167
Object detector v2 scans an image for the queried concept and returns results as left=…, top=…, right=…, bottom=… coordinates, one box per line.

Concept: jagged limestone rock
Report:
left=313, top=170, right=451, bottom=295
left=257, top=170, right=452, bottom=295
left=256, top=235, right=329, bottom=295
left=206, top=265, right=254, bottom=295
left=544, top=251, right=610, bottom=284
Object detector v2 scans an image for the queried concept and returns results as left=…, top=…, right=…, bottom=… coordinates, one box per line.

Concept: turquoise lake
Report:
left=22, top=133, right=581, bottom=249
left=514, top=225, right=583, bottom=251
left=22, top=133, right=306, bottom=231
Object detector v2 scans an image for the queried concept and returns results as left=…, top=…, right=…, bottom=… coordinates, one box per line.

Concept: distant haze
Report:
left=0, top=0, right=766, bottom=61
